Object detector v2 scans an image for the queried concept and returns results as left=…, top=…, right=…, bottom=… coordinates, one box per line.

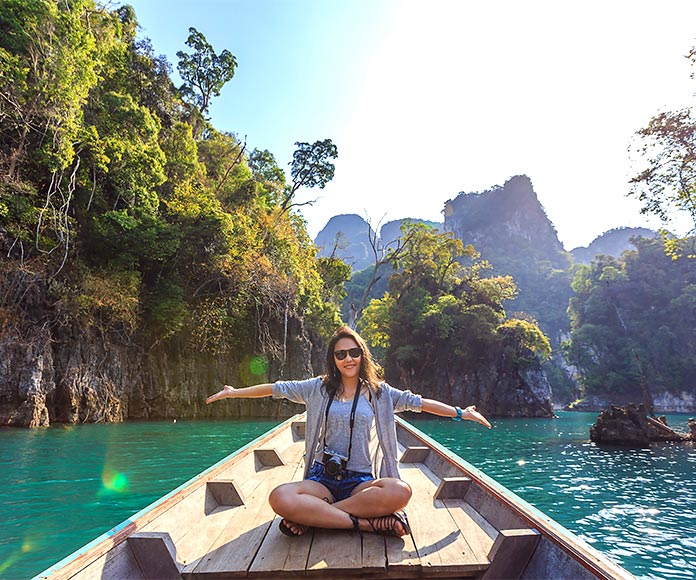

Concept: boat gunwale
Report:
left=396, top=415, right=636, bottom=580
left=33, top=414, right=300, bottom=580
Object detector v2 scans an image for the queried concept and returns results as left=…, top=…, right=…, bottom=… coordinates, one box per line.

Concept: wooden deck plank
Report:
left=383, top=532, right=419, bottom=575
left=382, top=445, right=421, bottom=573
left=138, top=481, right=214, bottom=545
left=442, top=498, right=496, bottom=564
left=191, top=442, right=305, bottom=577
left=247, top=445, right=312, bottom=577
left=178, top=504, right=245, bottom=573
left=398, top=463, right=489, bottom=575
left=361, top=533, right=387, bottom=574
left=249, top=516, right=314, bottom=576
left=306, top=528, right=363, bottom=576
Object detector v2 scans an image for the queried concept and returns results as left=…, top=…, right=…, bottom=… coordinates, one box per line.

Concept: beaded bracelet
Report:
left=452, top=406, right=463, bottom=421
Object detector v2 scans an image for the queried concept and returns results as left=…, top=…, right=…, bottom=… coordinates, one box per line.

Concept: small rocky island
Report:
left=590, top=403, right=695, bottom=447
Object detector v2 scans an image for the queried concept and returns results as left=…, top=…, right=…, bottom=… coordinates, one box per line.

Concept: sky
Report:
left=122, top=0, right=696, bottom=250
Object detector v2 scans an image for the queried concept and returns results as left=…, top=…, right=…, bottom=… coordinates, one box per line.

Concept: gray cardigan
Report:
left=273, top=377, right=423, bottom=479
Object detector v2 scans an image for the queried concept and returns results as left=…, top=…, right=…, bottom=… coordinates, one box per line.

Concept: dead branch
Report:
left=213, top=137, right=247, bottom=196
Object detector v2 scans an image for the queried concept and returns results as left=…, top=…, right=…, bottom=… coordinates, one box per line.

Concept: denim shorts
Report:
left=307, top=462, right=375, bottom=502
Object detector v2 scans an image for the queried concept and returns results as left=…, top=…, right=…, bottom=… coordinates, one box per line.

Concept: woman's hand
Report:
left=206, top=385, right=237, bottom=404
left=464, top=405, right=492, bottom=428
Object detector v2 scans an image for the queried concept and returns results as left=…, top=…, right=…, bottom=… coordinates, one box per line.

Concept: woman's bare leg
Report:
left=269, top=477, right=412, bottom=536
left=333, top=477, right=411, bottom=517
left=269, top=480, right=354, bottom=532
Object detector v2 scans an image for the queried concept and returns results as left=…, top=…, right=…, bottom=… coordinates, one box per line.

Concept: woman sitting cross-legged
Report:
left=206, top=325, right=491, bottom=537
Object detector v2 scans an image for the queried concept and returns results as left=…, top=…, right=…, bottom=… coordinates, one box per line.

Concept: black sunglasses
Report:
left=334, top=347, right=362, bottom=360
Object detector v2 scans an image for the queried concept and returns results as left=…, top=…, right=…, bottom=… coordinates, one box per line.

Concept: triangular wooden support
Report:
left=254, top=448, right=285, bottom=467
left=127, top=532, right=181, bottom=579
left=291, top=420, right=306, bottom=440
left=483, top=528, right=541, bottom=579
left=207, top=479, right=245, bottom=507
left=435, top=476, right=472, bottom=499
left=400, top=446, right=430, bottom=463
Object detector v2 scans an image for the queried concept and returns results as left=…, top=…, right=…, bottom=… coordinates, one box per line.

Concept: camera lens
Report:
left=325, top=456, right=341, bottom=475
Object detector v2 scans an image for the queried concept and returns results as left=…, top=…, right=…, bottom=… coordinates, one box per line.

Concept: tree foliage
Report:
left=565, top=237, right=696, bottom=397
left=176, top=27, right=237, bottom=115
left=359, top=223, right=549, bottom=390
left=0, top=1, right=343, bottom=370
left=282, top=139, right=338, bottom=211
left=629, top=47, right=696, bottom=257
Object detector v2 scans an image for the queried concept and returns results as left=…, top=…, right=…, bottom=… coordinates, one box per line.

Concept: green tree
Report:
left=629, top=47, right=696, bottom=256
left=0, top=0, right=344, bottom=384
left=282, top=139, right=338, bottom=211
left=0, top=0, right=113, bottom=181
left=176, top=27, right=237, bottom=115
left=249, top=148, right=286, bottom=206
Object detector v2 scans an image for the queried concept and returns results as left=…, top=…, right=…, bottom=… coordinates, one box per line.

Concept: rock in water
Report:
left=591, top=403, right=690, bottom=447
left=688, top=417, right=696, bottom=440
left=590, top=404, right=652, bottom=447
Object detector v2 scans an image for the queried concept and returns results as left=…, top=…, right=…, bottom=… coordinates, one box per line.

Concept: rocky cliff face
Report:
left=314, top=214, right=375, bottom=271
left=444, top=175, right=569, bottom=269
left=315, top=215, right=442, bottom=273
left=0, top=317, right=312, bottom=428
left=394, top=361, right=554, bottom=418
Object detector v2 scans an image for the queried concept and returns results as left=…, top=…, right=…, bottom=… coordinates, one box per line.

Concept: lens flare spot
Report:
left=102, top=468, right=130, bottom=493
left=0, top=553, right=20, bottom=575
left=249, top=356, right=269, bottom=376
left=0, top=535, right=36, bottom=575
left=517, top=459, right=526, bottom=466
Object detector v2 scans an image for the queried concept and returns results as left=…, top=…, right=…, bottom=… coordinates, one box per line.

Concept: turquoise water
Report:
left=0, top=412, right=694, bottom=579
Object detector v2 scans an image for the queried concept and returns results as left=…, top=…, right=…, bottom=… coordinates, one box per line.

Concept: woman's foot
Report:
left=278, top=518, right=309, bottom=536
left=364, top=512, right=410, bottom=537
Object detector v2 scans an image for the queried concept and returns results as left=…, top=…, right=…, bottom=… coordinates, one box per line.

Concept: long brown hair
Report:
left=322, top=326, right=382, bottom=398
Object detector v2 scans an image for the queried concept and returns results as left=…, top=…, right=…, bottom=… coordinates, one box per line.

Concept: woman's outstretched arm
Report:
left=421, top=398, right=492, bottom=428
left=206, top=383, right=274, bottom=404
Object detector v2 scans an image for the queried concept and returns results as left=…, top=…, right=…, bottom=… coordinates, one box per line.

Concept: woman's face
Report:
left=333, top=337, right=362, bottom=382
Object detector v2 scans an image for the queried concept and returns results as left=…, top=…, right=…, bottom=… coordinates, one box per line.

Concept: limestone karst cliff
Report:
left=0, top=316, right=310, bottom=428
left=444, top=175, right=569, bottom=270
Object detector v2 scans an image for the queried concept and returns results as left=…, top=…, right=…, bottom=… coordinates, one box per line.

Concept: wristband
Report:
left=452, top=406, right=463, bottom=421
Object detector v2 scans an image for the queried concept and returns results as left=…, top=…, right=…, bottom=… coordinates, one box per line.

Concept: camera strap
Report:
left=322, top=382, right=362, bottom=464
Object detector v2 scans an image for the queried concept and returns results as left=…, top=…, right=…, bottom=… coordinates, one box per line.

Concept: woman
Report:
left=206, top=326, right=491, bottom=538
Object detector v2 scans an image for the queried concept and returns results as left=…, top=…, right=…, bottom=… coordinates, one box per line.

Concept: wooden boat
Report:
left=35, top=414, right=636, bottom=580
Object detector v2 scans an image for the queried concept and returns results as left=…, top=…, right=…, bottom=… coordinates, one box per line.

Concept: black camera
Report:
left=322, top=450, right=348, bottom=477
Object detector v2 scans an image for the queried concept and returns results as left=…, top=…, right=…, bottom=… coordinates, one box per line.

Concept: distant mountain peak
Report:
left=444, top=174, right=567, bottom=266
left=314, top=215, right=442, bottom=271
left=570, top=227, right=659, bottom=264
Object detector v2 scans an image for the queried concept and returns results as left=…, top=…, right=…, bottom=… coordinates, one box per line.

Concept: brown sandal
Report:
left=366, top=511, right=411, bottom=537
